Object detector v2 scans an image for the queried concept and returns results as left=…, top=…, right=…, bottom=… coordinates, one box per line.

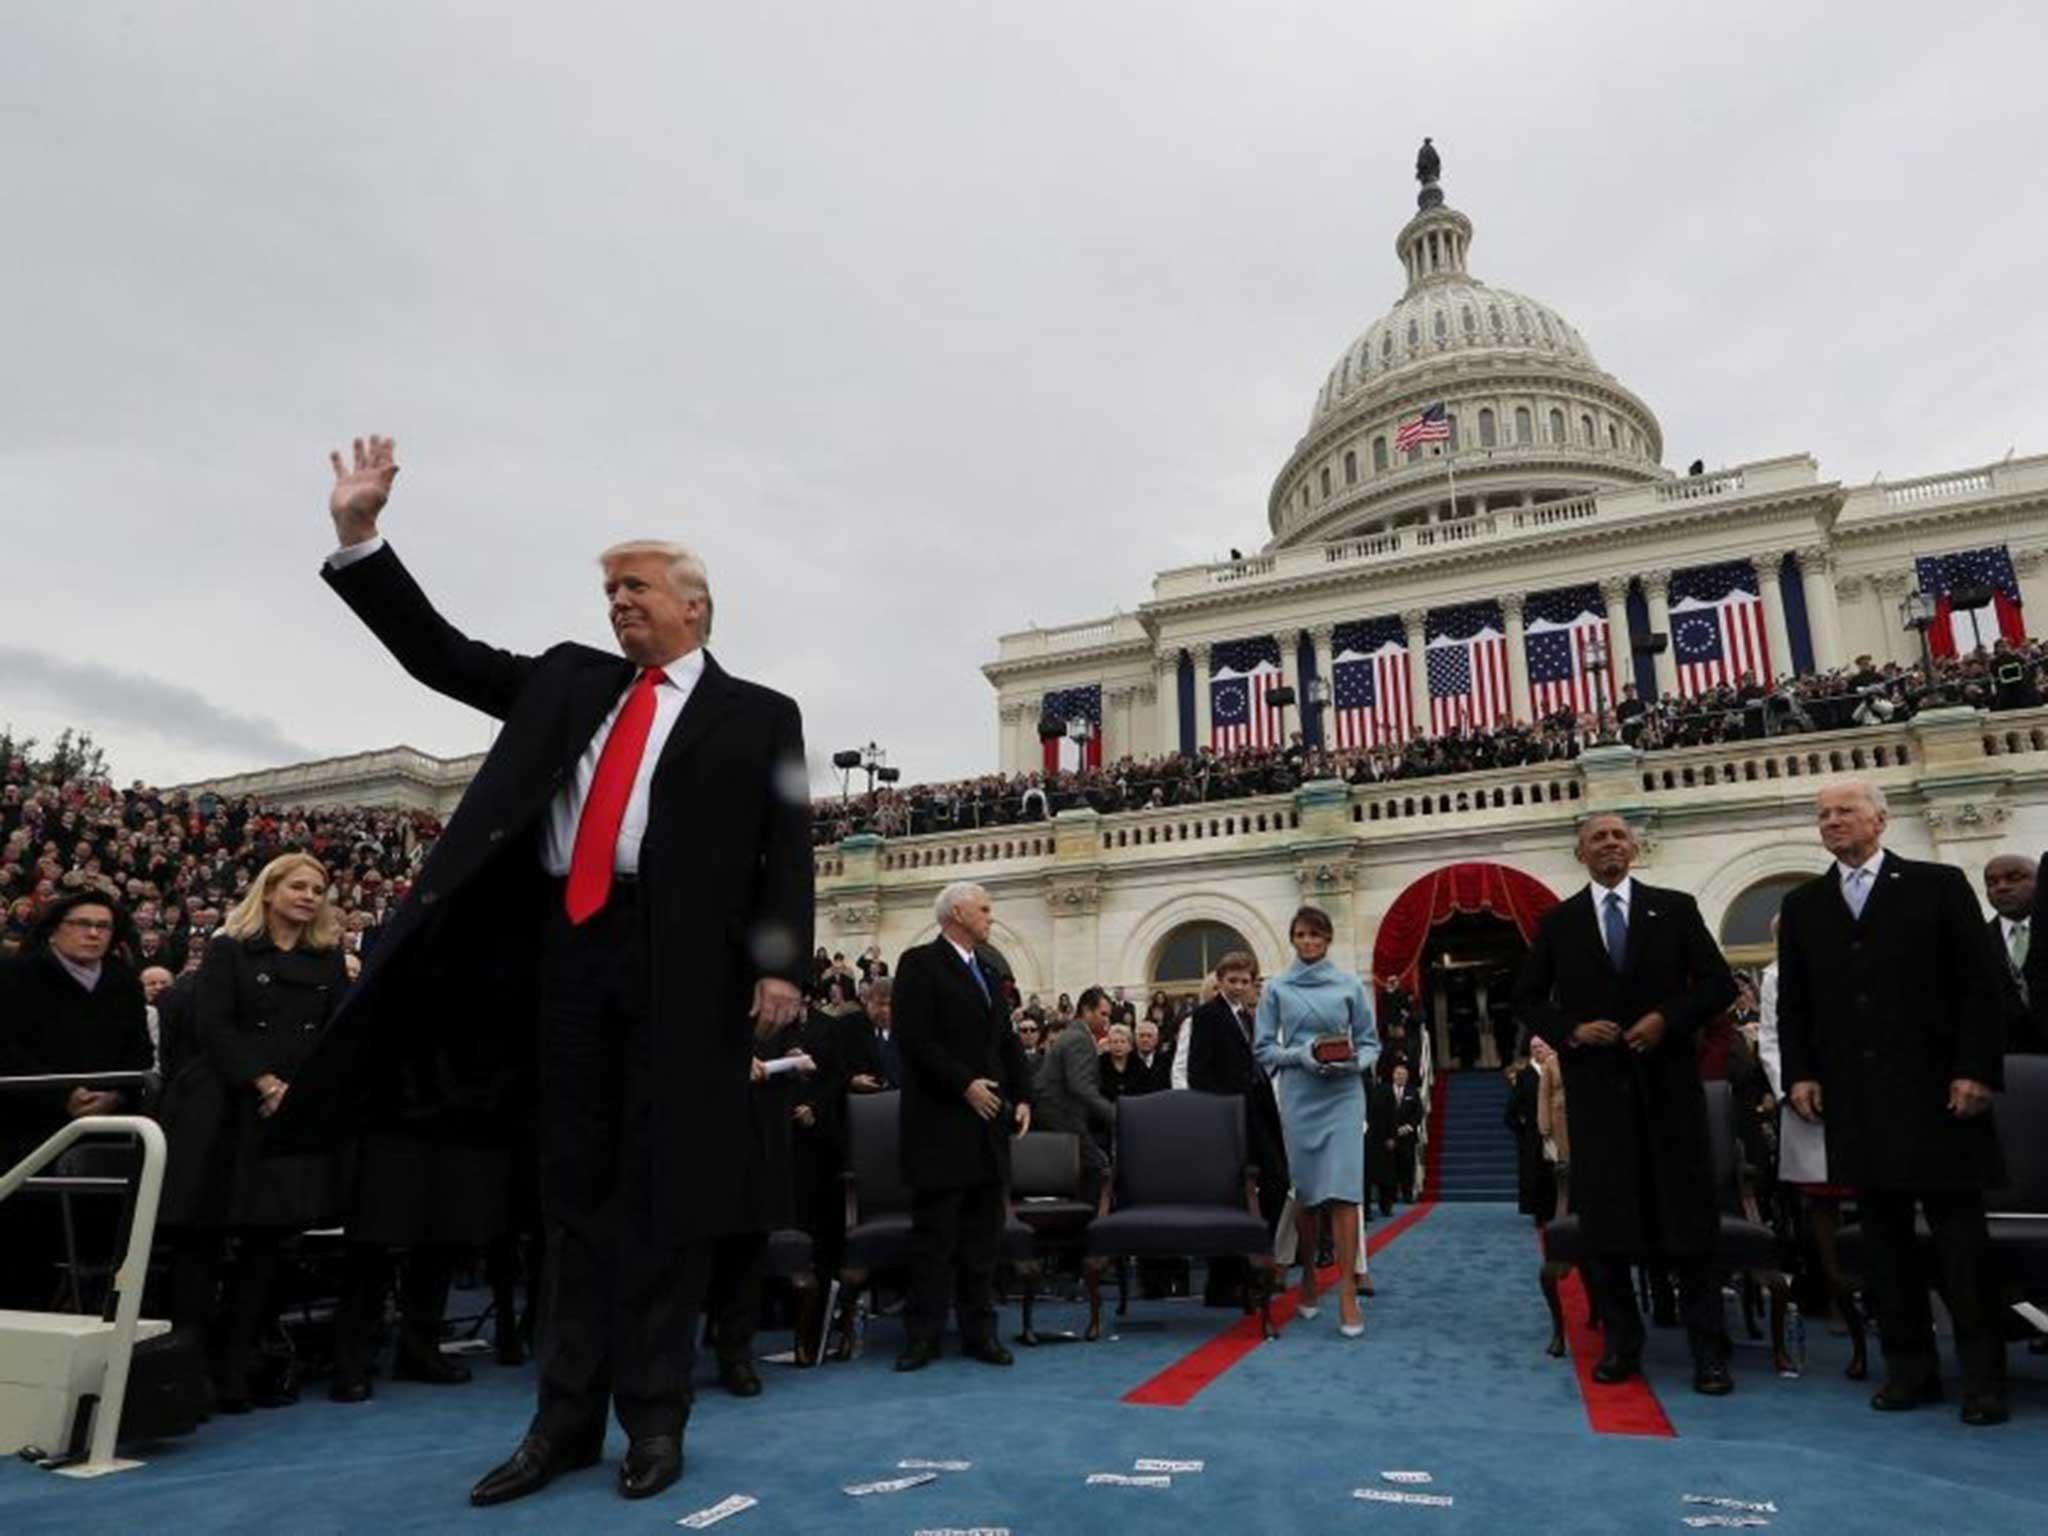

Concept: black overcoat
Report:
left=158, top=934, right=345, bottom=1229
left=277, top=542, right=813, bottom=1244
left=1365, top=1079, right=1403, bottom=1190
left=892, top=938, right=1032, bottom=1191
left=1513, top=882, right=1734, bottom=1255
left=1185, top=994, right=1289, bottom=1188
left=1776, top=851, right=2005, bottom=1191
left=0, top=951, right=152, bottom=1165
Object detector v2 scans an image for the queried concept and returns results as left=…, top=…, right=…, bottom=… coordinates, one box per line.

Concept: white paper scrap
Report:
left=761, top=1054, right=815, bottom=1077
left=2012, top=1300, right=2048, bottom=1333
left=1681, top=1496, right=1779, bottom=1515
left=1353, top=1487, right=1454, bottom=1508
left=898, top=1459, right=974, bottom=1472
left=1682, top=1519, right=1770, bottom=1530
left=1381, top=1470, right=1435, bottom=1484
left=912, top=1529, right=1012, bottom=1536
left=677, top=1494, right=758, bottom=1529
left=1087, top=1473, right=1172, bottom=1488
left=843, top=1473, right=938, bottom=1497
left=1134, top=1459, right=1204, bottom=1473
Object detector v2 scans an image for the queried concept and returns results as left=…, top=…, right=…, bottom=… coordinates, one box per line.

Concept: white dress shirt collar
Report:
left=944, top=935, right=980, bottom=972
left=1587, top=875, right=1634, bottom=914
left=1835, top=847, right=1886, bottom=886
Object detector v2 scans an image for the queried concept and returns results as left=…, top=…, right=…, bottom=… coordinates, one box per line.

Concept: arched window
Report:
left=1343, top=449, right=1357, bottom=485
left=1478, top=408, right=1497, bottom=447
left=1580, top=413, right=1595, bottom=446
left=1462, top=305, right=1476, bottom=336
left=1152, top=921, right=1254, bottom=987
left=1382, top=332, right=1394, bottom=362
left=1433, top=310, right=1448, bottom=342
left=1446, top=413, right=1460, bottom=450
left=1489, top=303, right=1504, bottom=335
left=1719, top=875, right=1808, bottom=951
left=1373, top=436, right=1389, bottom=472
left=1549, top=408, right=1566, bottom=443
left=1607, top=422, right=1619, bottom=448
left=1407, top=319, right=1420, bottom=350
left=1341, top=356, right=1351, bottom=388
left=1515, top=406, right=1532, bottom=444
left=1320, top=466, right=1331, bottom=497
left=1515, top=305, right=1530, bottom=335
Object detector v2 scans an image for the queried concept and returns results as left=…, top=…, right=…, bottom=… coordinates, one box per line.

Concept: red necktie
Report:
left=564, top=667, right=663, bottom=924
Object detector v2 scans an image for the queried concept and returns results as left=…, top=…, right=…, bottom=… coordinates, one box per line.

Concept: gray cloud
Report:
left=0, top=646, right=307, bottom=768
left=5, top=1, right=2045, bottom=789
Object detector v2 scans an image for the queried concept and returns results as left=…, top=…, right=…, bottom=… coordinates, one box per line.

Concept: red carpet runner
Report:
left=1121, top=1073, right=1451, bottom=1408
left=1550, top=1244, right=1677, bottom=1437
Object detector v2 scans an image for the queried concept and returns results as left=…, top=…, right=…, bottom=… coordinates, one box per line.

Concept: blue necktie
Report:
left=1843, top=867, right=1871, bottom=920
left=964, top=952, right=991, bottom=1004
left=1602, top=891, right=1628, bottom=970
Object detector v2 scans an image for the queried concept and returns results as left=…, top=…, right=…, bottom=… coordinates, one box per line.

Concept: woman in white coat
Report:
left=1755, top=915, right=1868, bottom=1379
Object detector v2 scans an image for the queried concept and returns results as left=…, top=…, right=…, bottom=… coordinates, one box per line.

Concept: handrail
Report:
left=0, top=1115, right=168, bottom=1479
left=0, top=1072, right=152, bottom=1093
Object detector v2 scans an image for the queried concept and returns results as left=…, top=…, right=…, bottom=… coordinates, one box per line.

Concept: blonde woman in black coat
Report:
left=159, top=853, right=346, bottom=1411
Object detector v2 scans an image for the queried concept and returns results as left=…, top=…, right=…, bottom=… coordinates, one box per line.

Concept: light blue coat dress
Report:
left=1253, top=958, right=1381, bottom=1205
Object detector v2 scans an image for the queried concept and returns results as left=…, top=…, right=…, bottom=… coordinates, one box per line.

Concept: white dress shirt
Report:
left=327, top=536, right=706, bottom=876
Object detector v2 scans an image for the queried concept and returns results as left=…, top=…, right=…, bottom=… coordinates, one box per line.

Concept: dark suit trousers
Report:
left=705, top=1230, right=766, bottom=1366
left=1861, top=1188, right=2002, bottom=1392
left=1586, top=1252, right=1724, bottom=1364
left=906, top=1181, right=1005, bottom=1348
left=534, top=890, right=712, bottom=1442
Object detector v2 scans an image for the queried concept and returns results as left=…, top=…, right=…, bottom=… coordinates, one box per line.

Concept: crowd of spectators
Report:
left=812, top=638, right=2048, bottom=844
left=1, top=732, right=438, bottom=965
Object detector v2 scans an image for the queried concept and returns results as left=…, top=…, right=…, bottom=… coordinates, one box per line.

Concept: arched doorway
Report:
left=1151, top=919, right=1254, bottom=997
left=1719, top=873, right=1804, bottom=973
left=1371, top=863, right=1561, bottom=1073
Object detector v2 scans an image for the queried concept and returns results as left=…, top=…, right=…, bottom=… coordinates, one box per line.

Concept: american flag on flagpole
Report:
left=1524, top=585, right=1613, bottom=718
left=1039, top=684, right=1102, bottom=772
left=1394, top=402, right=1450, bottom=452
left=1330, top=617, right=1412, bottom=749
left=1913, top=545, right=2027, bottom=658
left=1668, top=562, right=1772, bottom=697
left=1425, top=602, right=1511, bottom=735
left=1210, top=637, right=1284, bottom=752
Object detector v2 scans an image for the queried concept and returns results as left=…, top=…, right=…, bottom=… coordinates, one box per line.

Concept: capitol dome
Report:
left=1268, top=142, right=1666, bottom=548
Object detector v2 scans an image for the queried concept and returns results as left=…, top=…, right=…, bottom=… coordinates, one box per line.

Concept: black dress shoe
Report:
left=895, top=1340, right=941, bottom=1372
left=495, top=1332, right=528, bottom=1367
left=1591, top=1353, right=1640, bottom=1384
left=963, top=1340, right=1014, bottom=1367
left=1870, top=1377, right=1943, bottom=1412
left=718, top=1357, right=763, bottom=1398
left=470, top=1432, right=603, bottom=1507
left=393, top=1347, right=472, bottom=1385
left=1960, top=1393, right=2010, bottom=1427
left=1693, top=1358, right=1734, bottom=1396
left=328, top=1373, right=373, bottom=1404
left=619, top=1435, right=683, bottom=1500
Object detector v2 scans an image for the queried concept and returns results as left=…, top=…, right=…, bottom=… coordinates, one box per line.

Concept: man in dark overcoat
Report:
left=891, top=881, right=1032, bottom=1371
left=1187, top=950, right=1289, bottom=1304
left=282, top=436, right=812, bottom=1504
left=1514, top=813, right=1737, bottom=1394
left=1778, top=782, right=2009, bottom=1424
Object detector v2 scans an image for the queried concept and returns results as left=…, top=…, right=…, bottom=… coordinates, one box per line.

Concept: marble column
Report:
left=1755, top=554, right=1793, bottom=683
left=1192, top=642, right=1214, bottom=752
left=1600, top=576, right=1633, bottom=711
left=999, top=702, right=1031, bottom=775
left=1402, top=608, right=1431, bottom=734
left=1276, top=627, right=1303, bottom=746
left=1155, top=649, right=1182, bottom=755
left=2014, top=548, right=2048, bottom=628
left=1642, top=570, right=1679, bottom=699
left=1499, top=591, right=1531, bottom=725
left=1105, top=685, right=1134, bottom=763
left=1796, top=545, right=1845, bottom=672
left=1310, top=623, right=1337, bottom=748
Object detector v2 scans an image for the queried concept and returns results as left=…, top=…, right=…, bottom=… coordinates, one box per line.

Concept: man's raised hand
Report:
left=328, top=434, right=399, bottom=545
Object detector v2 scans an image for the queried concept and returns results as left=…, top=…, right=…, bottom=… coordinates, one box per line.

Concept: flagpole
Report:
left=1445, top=443, right=1458, bottom=521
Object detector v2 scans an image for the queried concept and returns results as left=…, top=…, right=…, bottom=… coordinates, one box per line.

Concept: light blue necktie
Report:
left=1602, top=890, right=1628, bottom=970
left=1842, top=867, right=1871, bottom=920
left=964, top=952, right=991, bottom=1005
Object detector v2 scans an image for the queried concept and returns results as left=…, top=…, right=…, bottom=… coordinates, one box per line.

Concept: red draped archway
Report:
left=1371, top=862, right=1561, bottom=1000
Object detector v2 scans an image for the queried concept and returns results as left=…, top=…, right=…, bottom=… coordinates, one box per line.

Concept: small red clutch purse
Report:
left=1310, top=1035, right=1355, bottom=1065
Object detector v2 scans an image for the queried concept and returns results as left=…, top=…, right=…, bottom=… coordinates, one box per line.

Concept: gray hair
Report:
left=865, top=975, right=892, bottom=1001
left=599, top=540, right=714, bottom=640
left=934, top=881, right=988, bottom=926
left=1826, top=779, right=1889, bottom=815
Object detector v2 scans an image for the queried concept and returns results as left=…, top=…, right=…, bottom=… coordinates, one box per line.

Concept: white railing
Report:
left=1655, top=471, right=1746, bottom=503
left=1883, top=471, right=1993, bottom=507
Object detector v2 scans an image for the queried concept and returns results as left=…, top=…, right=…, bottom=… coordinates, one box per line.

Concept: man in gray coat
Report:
left=1032, top=985, right=1117, bottom=1201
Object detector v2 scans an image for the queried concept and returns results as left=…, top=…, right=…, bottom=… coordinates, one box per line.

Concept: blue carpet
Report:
left=1434, top=1069, right=1521, bottom=1202
left=4, top=1204, right=2044, bottom=1533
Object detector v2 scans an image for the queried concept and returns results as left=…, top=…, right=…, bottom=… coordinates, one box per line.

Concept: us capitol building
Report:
left=201, top=145, right=2048, bottom=1042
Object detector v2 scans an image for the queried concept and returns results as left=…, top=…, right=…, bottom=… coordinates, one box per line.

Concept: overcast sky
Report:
left=5, top=1, right=2045, bottom=791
